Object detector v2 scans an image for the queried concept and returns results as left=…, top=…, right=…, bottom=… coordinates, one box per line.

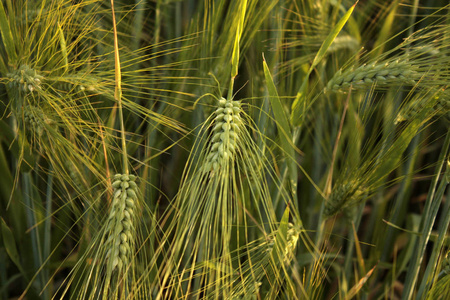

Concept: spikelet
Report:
left=324, top=181, right=367, bottom=218
left=104, top=174, right=139, bottom=274
left=326, top=60, right=420, bottom=92
left=203, top=97, right=243, bottom=172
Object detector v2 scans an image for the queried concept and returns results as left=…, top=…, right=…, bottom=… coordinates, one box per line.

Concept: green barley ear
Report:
left=65, top=174, right=142, bottom=299
left=326, top=24, right=450, bottom=94
left=202, top=97, right=242, bottom=173
left=395, top=88, right=450, bottom=124
left=324, top=181, right=367, bottom=218
left=268, top=222, right=301, bottom=265
left=6, top=64, right=44, bottom=94
left=105, top=174, right=139, bottom=275
left=6, top=64, right=44, bottom=112
left=326, top=60, right=419, bottom=92
left=22, top=105, right=54, bottom=138
left=160, top=93, right=289, bottom=298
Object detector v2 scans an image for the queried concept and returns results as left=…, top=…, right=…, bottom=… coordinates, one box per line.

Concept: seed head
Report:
left=203, top=97, right=243, bottom=172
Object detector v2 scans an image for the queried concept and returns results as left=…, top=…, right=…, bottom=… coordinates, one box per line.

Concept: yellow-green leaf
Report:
left=1, top=218, right=21, bottom=271
left=263, top=57, right=297, bottom=195
left=291, top=1, right=358, bottom=126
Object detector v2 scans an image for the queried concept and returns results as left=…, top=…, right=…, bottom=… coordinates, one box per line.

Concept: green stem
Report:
left=23, top=173, right=44, bottom=296
left=111, top=0, right=128, bottom=175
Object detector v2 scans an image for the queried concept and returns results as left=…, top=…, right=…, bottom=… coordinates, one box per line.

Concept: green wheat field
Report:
left=0, top=0, right=449, bottom=299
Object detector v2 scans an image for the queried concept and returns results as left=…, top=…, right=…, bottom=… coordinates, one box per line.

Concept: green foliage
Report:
left=0, top=0, right=449, bottom=299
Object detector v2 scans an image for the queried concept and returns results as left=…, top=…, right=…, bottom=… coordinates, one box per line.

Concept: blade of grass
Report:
left=417, top=160, right=450, bottom=298
left=57, top=22, right=68, bottom=73
left=1, top=218, right=23, bottom=274
left=402, top=129, right=450, bottom=299
left=263, top=56, right=298, bottom=201
left=345, top=264, right=377, bottom=300
left=291, top=1, right=358, bottom=126
left=229, top=0, right=247, bottom=99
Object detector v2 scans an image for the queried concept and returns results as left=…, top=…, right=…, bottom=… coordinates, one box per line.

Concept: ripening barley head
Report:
left=326, top=24, right=450, bottom=94
left=63, top=173, right=143, bottom=300
left=159, top=95, right=283, bottom=299
left=396, top=87, right=450, bottom=124
left=324, top=180, right=368, bottom=218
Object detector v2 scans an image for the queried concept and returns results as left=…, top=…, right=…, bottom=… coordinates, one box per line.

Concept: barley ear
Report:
left=326, top=60, right=420, bottom=93
left=324, top=181, right=367, bottom=218
left=100, top=173, right=140, bottom=298
left=203, top=97, right=242, bottom=173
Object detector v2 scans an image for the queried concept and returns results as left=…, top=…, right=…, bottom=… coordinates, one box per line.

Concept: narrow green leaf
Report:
left=291, top=1, right=358, bottom=126
left=268, top=206, right=290, bottom=274
left=231, top=22, right=241, bottom=78
left=0, top=1, right=17, bottom=63
left=310, top=1, right=358, bottom=70
left=402, top=129, right=450, bottom=300
left=290, top=80, right=309, bottom=127
left=57, top=22, right=69, bottom=72
left=1, top=218, right=21, bottom=271
left=263, top=57, right=297, bottom=196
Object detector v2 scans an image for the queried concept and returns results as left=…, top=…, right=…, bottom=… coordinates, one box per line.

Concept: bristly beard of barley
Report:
left=203, top=97, right=242, bottom=173
left=104, top=174, right=139, bottom=274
